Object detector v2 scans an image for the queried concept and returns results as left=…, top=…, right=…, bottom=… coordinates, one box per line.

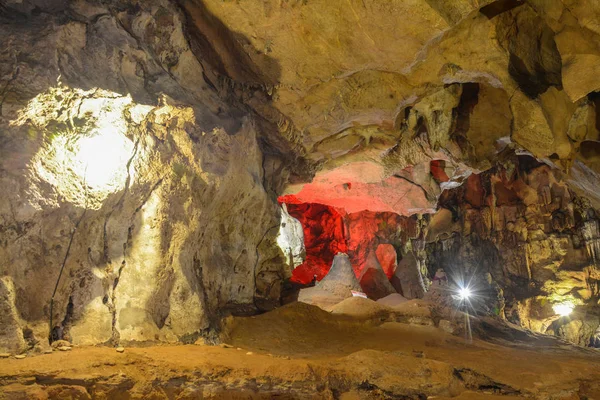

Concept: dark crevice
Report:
left=107, top=260, right=126, bottom=346
left=191, top=253, right=220, bottom=344
left=48, top=203, right=87, bottom=344
left=102, top=139, right=139, bottom=264
left=452, top=83, right=480, bottom=157
left=453, top=368, right=522, bottom=396
left=175, top=0, right=276, bottom=87
left=480, top=0, right=524, bottom=19
left=588, top=92, right=600, bottom=134
left=357, top=381, right=427, bottom=400
left=496, top=6, right=562, bottom=99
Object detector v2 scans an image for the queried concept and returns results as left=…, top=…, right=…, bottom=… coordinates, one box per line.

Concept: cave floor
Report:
left=2, top=303, right=600, bottom=399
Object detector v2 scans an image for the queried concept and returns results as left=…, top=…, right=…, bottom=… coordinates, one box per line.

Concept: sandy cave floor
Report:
left=1, top=301, right=600, bottom=399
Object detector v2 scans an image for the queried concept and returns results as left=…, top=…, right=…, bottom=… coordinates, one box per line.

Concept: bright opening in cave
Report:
left=10, top=86, right=151, bottom=209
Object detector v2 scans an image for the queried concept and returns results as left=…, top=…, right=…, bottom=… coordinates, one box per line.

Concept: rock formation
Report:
left=3, top=0, right=600, bottom=353
left=298, top=252, right=362, bottom=309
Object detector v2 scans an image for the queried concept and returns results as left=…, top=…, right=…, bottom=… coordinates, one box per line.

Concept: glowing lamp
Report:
left=458, top=287, right=472, bottom=300
left=553, top=302, right=574, bottom=317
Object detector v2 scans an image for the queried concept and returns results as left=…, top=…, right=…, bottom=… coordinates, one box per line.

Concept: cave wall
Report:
left=281, top=153, right=600, bottom=346
left=0, top=0, right=293, bottom=353
left=3, top=0, right=600, bottom=352
left=281, top=200, right=347, bottom=284
left=280, top=195, right=428, bottom=299
left=424, top=154, right=600, bottom=346
left=0, top=88, right=290, bottom=353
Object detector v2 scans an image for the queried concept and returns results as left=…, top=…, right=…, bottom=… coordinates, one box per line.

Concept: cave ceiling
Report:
left=177, top=0, right=600, bottom=212
left=3, top=0, right=600, bottom=204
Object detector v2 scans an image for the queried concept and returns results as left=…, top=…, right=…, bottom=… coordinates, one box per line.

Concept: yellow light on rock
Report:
left=11, top=85, right=153, bottom=209
left=553, top=302, right=574, bottom=317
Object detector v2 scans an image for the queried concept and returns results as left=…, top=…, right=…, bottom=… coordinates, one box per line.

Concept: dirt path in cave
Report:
left=2, top=302, right=600, bottom=399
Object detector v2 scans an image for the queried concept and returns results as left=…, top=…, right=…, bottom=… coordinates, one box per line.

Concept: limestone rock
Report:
left=51, top=340, right=71, bottom=349
left=0, top=278, right=26, bottom=354
left=312, top=253, right=362, bottom=296
left=390, top=299, right=435, bottom=326
left=330, top=296, right=392, bottom=320
left=424, top=154, right=600, bottom=345
left=298, top=253, right=362, bottom=309
left=276, top=203, right=305, bottom=268
left=439, top=320, right=455, bottom=334
left=391, top=252, right=426, bottom=300
left=3, top=0, right=600, bottom=353
left=359, top=264, right=397, bottom=301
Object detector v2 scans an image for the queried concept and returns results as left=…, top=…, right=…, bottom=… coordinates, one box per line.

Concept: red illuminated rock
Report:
left=375, top=244, right=398, bottom=279
left=282, top=162, right=433, bottom=215
left=281, top=201, right=348, bottom=284
left=358, top=250, right=396, bottom=300
left=430, top=160, right=450, bottom=183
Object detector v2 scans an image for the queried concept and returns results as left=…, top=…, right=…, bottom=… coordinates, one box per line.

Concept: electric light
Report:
left=458, top=287, right=472, bottom=300
left=553, top=302, right=574, bottom=317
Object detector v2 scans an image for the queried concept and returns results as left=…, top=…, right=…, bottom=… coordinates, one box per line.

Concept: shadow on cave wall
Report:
left=494, top=2, right=562, bottom=99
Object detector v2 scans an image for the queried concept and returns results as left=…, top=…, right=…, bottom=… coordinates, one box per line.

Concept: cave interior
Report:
left=2, top=0, right=600, bottom=398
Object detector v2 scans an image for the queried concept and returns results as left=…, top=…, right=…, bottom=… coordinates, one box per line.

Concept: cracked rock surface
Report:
left=3, top=0, right=600, bottom=368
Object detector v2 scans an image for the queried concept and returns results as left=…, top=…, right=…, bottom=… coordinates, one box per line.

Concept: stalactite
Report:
left=581, top=219, right=600, bottom=266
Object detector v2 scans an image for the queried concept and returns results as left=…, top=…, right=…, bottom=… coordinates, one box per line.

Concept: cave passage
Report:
left=278, top=194, right=409, bottom=301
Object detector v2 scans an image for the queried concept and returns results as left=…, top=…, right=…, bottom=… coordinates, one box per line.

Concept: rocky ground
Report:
left=1, top=300, right=600, bottom=400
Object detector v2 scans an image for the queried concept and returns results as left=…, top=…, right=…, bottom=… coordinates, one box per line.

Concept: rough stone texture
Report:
left=423, top=153, right=600, bottom=346
left=3, top=0, right=600, bottom=351
left=358, top=250, right=397, bottom=300
left=298, top=253, right=362, bottom=309
left=184, top=0, right=600, bottom=181
left=0, top=0, right=293, bottom=351
left=285, top=151, right=600, bottom=345
left=0, top=277, right=25, bottom=353
left=275, top=204, right=305, bottom=269
left=283, top=201, right=349, bottom=283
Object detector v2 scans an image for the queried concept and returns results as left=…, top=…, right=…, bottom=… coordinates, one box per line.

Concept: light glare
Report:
left=553, top=302, right=574, bottom=317
left=12, top=86, right=153, bottom=209
left=73, top=128, right=134, bottom=190
left=459, top=287, right=471, bottom=300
